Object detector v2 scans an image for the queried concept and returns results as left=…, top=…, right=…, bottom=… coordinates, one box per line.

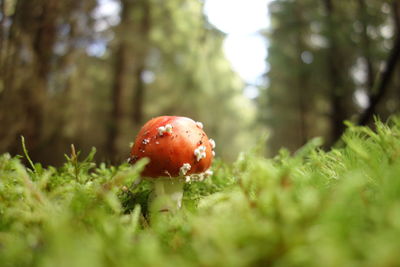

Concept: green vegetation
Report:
left=1, top=118, right=400, bottom=266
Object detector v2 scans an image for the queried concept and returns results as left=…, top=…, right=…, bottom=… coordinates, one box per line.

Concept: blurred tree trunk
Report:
left=132, top=0, right=150, bottom=126
left=395, top=1, right=400, bottom=31
left=322, top=0, right=347, bottom=146
left=294, top=3, right=308, bottom=147
left=358, top=1, right=400, bottom=126
left=0, top=0, right=21, bottom=151
left=107, top=41, right=129, bottom=159
left=0, top=0, right=5, bottom=62
left=28, top=0, right=59, bottom=153
left=107, top=0, right=150, bottom=161
left=107, top=0, right=132, bottom=160
left=133, top=66, right=145, bottom=125
left=358, top=0, right=374, bottom=90
left=0, top=0, right=21, bottom=100
left=0, top=0, right=8, bottom=100
left=0, top=0, right=60, bottom=155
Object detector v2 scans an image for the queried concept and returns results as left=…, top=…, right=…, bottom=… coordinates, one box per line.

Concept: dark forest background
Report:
left=0, top=0, right=399, bottom=165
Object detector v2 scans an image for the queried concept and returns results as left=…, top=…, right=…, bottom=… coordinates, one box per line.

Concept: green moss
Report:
left=2, top=118, right=400, bottom=266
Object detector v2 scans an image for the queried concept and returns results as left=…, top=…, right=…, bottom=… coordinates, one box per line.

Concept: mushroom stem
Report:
left=150, top=178, right=184, bottom=213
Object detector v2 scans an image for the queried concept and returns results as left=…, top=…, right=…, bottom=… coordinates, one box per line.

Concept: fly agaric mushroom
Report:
left=129, top=116, right=215, bottom=212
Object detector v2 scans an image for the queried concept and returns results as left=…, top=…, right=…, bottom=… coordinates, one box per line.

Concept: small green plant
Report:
left=1, top=118, right=400, bottom=266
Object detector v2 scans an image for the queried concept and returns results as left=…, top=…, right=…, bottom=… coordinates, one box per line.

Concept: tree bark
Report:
left=132, top=0, right=150, bottom=126
left=357, top=39, right=400, bottom=125
left=24, top=0, right=59, bottom=153
left=107, top=0, right=150, bottom=161
left=294, top=2, right=308, bottom=147
left=133, top=66, right=145, bottom=125
left=0, top=0, right=60, bottom=154
left=107, top=42, right=128, bottom=159
left=0, top=0, right=5, bottom=63
left=322, top=0, right=347, bottom=146
left=0, top=0, right=22, bottom=101
left=107, top=0, right=151, bottom=160
left=106, top=0, right=131, bottom=160
left=357, top=0, right=374, bottom=90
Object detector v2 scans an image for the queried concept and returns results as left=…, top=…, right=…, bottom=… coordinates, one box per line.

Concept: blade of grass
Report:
left=21, top=135, right=37, bottom=174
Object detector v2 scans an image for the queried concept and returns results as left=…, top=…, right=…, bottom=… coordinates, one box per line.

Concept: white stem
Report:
left=150, top=179, right=184, bottom=213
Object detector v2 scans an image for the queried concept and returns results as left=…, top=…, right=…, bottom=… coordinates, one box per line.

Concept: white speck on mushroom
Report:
left=157, top=126, right=165, bottom=135
left=155, top=141, right=160, bottom=145
left=194, top=145, right=207, bottom=161
left=212, top=151, right=215, bottom=157
left=142, top=138, right=150, bottom=145
left=195, top=121, right=203, bottom=129
left=179, top=163, right=191, bottom=176
left=158, top=124, right=173, bottom=135
left=165, top=124, right=173, bottom=133
left=209, top=139, right=216, bottom=149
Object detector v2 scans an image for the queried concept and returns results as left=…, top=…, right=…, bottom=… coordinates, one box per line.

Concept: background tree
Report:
left=260, top=0, right=400, bottom=154
left=1, top=0, right=400, bottom=163
left=0, top=0, right=257, bottom=164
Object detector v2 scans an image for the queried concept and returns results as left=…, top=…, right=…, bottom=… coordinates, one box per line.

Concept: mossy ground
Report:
left=1, top=118, right=400, bottom=266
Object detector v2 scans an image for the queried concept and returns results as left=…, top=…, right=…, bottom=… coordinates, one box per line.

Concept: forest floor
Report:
left=1, top=118, right=400, bottom=266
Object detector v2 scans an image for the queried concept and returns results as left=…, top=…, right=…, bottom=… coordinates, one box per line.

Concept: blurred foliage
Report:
left=1, top=118, right=400, bottom=266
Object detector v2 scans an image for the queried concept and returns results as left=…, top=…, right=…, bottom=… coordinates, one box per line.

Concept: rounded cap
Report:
left=129, top=116, right=214, bottom=178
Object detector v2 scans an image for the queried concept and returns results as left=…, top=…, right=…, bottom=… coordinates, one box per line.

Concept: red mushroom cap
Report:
left=129, top=116, right=214, bottom=178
